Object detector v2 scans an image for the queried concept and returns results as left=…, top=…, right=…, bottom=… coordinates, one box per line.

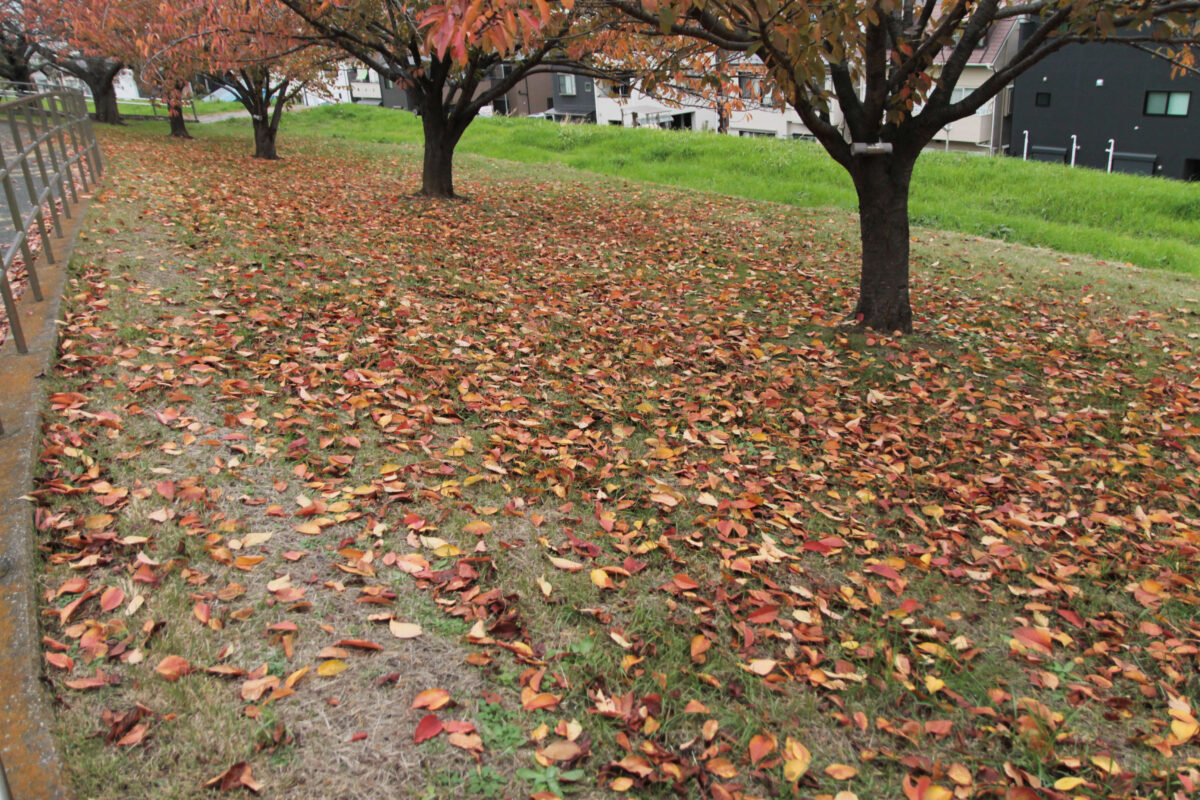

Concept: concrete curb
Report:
left=0, top=193, right=94, bottom=800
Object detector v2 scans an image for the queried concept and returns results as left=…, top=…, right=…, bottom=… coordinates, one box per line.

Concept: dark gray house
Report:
left=545, top=73, right=595, bottom=121
left=1009, top=24, right=1200, bottom=179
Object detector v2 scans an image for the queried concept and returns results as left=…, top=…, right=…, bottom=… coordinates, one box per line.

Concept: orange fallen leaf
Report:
left=155, top=655, right=192, bottom=681
left=825, top=764, right=858, bottom=780
left=412, top=688, right=451, bottom=710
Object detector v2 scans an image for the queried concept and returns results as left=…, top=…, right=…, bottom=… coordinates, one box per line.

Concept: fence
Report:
left=0, top=84, right=103, bottom=436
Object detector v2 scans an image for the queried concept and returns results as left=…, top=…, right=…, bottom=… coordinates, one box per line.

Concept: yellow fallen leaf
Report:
left=782, top=737, right=811, bottom=781
left=1171, top=716, right=1199, bottom=742
left=591, top=569, right=616, bottom=590
left=536, top=576, right=552, bottom=598
left=1054, top=777, right=1087, bottom=791
left=317, top=659, right=349, bottom=677
left=825, top=764, right=858, bottom=780
left=1090, top=755, right=1119, bottom=775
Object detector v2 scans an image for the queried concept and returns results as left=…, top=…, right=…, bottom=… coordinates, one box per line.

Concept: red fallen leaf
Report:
left=1012, top=627, right=1054, bottom=655
left=925, top=719, right=954, bottom=736
left=748, top=733, right=776, bottom=764
left=868, top=563, right=903, bottom=581
left=155, top=480, right=175, bottom=500
left=414, top=714, right=443, bottom=743
left=100, top=586, right=125, bottom=612
left=522, top=691, right=562, bottom=711
left=194, top=602, right=211, bottom=625
left=348, top=732, right=367, bottom=742
left=156, top=655, right=192, bottom=681
left=443, top=720, right=476, bottom=734
left=1057, top=608, right=1085, bottom=628
left=56, top=577, right=88, bottom=596
left=334, top=639, right=383, bottom=651
left=204, top=761, right=263, bottom=793
left=117, top=723, right=150, bottom=747
left=746, top=605, right=779, bottom=624
left=64, top=674, right=111, bottom=691
left=672, top=573, right=699, bottom=590
left=46, top=652, right=75, bottom=671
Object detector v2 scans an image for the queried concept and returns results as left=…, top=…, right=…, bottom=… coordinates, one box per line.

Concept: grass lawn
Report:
left=31, top=120, right=1200, bottom=800
left=257, top=103, right=1200, bottom=277
left=86, top=99, right=246, bottom=118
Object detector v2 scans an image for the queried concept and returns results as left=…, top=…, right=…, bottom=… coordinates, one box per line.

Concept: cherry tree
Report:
left=143, top=0, right=335, bottom=158
left=601, top=0, right=1200, bottom=332
left=279, top=0, right=615, bottom=197
left=24, top=0, right=141, bottom=122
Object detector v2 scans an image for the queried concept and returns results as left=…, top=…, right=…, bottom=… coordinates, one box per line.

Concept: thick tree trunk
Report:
left=167, top=101, right=191, bottom=138
left=251, top=116, right=278, bottom=160
left=420, top=114, right=461, bottom=198
left=90, top=78, right=121, bottom=124
left=850, top=154, right=916, bottom=334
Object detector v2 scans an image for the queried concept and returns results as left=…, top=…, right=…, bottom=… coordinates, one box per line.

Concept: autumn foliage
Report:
left=32, top=122, right=1200, bottom=799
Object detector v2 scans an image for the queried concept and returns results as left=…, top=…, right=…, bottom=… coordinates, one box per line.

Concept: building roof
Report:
left=935, top=17, right=1019, bottom=68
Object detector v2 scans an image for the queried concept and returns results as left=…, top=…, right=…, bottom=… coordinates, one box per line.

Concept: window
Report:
left=558, top=74, right=576, bottom=96
left=948, top=87, right=992, bottom=116
left=738, top=75, right=762, bottom=100
left=1145, top=91, right=1190, bottom=117
left=1035, top=91, right=1051, bottom=107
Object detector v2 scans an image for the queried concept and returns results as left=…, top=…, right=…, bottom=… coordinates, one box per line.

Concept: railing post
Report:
left=5, top=107, right=55, bottom=265
left=0, top=140, right=42, bottom=304
left=62, top=94, right=92, bottom=191
left=46, top=95, right=80, bottom=205
left=36, top=97, right=72, bottom=219
left=21, top=102, right=64, bottom=237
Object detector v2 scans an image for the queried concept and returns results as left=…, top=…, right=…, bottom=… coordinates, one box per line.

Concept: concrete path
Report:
left=0, top=188, right=88, bottom=800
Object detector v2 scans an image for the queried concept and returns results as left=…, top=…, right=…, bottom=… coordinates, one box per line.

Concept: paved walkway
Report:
left=0, top=187, right=86, bottom=800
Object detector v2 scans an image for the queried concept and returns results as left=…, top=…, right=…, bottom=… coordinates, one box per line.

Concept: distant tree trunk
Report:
left=849, top=153, right=915, bottom=334
left=167, top=85, right=191, bottom=138
left=251, top=115, right=278, bottom=159
left=88, top=73, right=121, bottom=124
left=0, top=39, right=34, bottom=86
left=716, top=101, right=729, bottom=134
left=420, top=112, right=466, bottom=198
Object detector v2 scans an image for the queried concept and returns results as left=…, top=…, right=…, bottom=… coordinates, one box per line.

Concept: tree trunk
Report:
left=716, top=102, right=730, bottom=134
left=251, top=116, right=278, bottom=160
left=90, top=78, right=121, bottom=124
left=167, top=101, right=191, bottom=138
left=850, top=154, right=915, bottom=334
left=420, top=114, right=462, bottom=198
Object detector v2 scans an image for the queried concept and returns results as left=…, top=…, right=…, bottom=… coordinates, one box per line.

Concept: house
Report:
left=595, top=26, right=1020, bottom=152
left=929, top=17, right=1021, bottom=154
left=350, top=61, right=595, bottom=120
left=1008, top=26, right=1200, bottom=179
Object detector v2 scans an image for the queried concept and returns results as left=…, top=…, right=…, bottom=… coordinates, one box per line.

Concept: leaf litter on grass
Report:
left=30, top=124, right=1200, bottom=800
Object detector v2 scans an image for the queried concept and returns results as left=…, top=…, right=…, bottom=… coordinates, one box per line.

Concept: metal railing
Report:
left=0, top=84, right=103, bottom=436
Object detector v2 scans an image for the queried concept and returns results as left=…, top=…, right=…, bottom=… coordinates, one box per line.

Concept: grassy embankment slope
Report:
left=244, top=103, right=1200, bottom=277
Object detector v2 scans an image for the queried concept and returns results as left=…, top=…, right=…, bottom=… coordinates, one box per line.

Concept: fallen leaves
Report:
left=32, top=122, right=1200, bottom=800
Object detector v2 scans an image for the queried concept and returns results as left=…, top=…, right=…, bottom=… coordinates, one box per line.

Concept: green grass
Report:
left=261, top=103, right=1200, bottom=276
left=88, top=99, right=245, bottom=117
